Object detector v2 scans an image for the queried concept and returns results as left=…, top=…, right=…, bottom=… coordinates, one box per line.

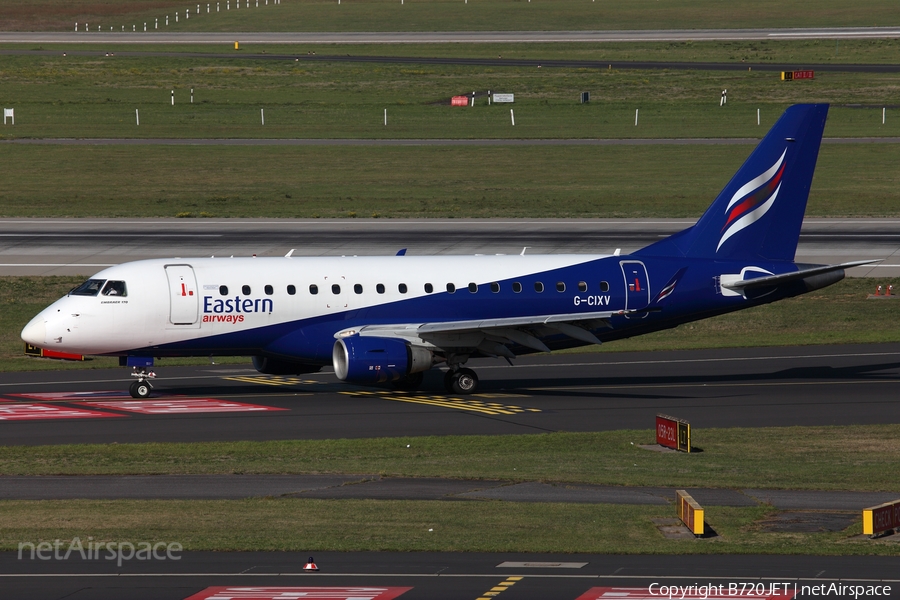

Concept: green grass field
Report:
left=4, top=0, right=899, bottom=32
left=2, top=47, right=899, bottom=218
left=2, top=51, right=900, bottom=141
left=5, top=499, right=894, bottom=555
left=3, top=500, right=894, bottom=555
left=1, top=143, right=898, bottom=218
left=7, top=38, right=900, bottom=63
left=4, top=425, right=900, bottom=492
left=3, top=425, right=900, bottom=554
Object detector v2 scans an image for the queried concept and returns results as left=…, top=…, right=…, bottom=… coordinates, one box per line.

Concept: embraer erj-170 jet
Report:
left=22, top=104, right=873, bottom=398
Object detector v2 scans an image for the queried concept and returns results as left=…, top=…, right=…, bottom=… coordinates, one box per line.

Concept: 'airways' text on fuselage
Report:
left=573, top=295, right=612, bottom=307
left=203, top=296, right=273, bottom=314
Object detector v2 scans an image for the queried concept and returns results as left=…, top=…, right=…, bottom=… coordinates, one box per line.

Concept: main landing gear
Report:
left=129, top=367, right=156, bottom=398
left=444, top=367, right=479, bottom=394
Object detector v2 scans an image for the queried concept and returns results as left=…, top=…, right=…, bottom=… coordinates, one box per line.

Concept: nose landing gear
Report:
left=129, top=367, right=156, bottom=398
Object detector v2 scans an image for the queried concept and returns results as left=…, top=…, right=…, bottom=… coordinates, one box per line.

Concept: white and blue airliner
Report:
left=22, top=104, right=873, bottom=397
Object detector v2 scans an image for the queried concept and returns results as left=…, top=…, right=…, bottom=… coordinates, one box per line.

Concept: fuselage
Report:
left=21, top=252, right=807, bottom=363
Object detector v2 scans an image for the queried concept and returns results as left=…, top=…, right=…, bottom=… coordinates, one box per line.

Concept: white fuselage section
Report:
left=22, top=254, right=614, bottom=357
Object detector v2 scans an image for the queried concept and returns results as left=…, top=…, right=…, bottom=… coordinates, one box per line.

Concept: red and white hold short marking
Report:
left=0, top=403, right=123, bottom=421
left=183, top=587, right=412, bottom=600
left=10, top=391, right=131, bottom=402
left=82, top=398, right=286, bottom=415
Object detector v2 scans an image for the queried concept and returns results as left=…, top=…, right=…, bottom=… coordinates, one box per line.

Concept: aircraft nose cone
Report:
left=21, top=315, right=47, bottom=347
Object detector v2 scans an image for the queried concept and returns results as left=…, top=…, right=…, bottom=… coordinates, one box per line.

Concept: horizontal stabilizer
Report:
left=722, top=260, right=879, bottom=290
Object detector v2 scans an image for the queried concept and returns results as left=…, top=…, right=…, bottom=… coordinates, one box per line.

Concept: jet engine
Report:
left=333, top=335, right=434, bottom=384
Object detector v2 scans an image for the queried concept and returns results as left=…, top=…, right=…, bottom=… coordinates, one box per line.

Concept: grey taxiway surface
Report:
left=2, top=474, right=897, bottom=514
left=2, top=218, right=898, bottom=276
left=2, top=343, right=898, bottom=447
left=3, top=552, right=898, bottom=600
left=4, top=27, right=900, bottom=44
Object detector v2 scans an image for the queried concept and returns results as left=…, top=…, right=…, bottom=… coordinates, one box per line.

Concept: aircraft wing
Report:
left=722, top=260, right=879, bottom=290
left=334, top=309, right=630, bottom=355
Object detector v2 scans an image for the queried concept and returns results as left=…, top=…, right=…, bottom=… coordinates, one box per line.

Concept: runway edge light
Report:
left=304, top=556, right=319, bottom=571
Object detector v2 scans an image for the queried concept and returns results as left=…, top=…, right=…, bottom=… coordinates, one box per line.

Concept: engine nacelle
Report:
left=252, top=355, right=322, bottom=375
left=333, top=336, right=433, bottom=384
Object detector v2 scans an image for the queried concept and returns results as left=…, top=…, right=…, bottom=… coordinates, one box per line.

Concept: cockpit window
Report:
left=70, top=279, right=106, bottom=296
left=102, top=280, right=127, bottom=297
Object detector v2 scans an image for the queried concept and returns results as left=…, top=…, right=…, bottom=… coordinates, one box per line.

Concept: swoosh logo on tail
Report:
left=717, top=149, right=787, bottom=252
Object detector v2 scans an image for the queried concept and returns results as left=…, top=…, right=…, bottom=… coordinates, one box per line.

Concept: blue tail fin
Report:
left=638, top=104, right=828, bottom=262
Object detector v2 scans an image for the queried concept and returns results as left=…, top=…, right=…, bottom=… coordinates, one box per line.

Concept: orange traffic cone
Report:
left=888, top=285, right=894, bottom=296
left=304, top=556, right=319, bottom=572
left=876, top=285, right=883, bottom=296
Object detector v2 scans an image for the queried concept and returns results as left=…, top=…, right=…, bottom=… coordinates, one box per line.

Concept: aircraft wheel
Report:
left=443, top=370, right=456, bottom=393
left=129, top=380, right=152, bottom=399
left=392, top=371, right=424, bottom=391
left=450, top=368, right=478, bottom=395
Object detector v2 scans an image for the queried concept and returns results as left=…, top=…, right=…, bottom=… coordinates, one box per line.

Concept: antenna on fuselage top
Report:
left=396, top=248, right=407, bottom=256
left=614, top=248, right=621, bottom=256
left=285, top=249, right=295, bottom=257
left=520, top=247, right=529, bottom=256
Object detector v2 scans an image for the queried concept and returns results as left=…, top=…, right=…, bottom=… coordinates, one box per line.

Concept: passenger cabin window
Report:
left=354, top=284, right=363, bottom=294
left=376, top=283, right=385, bottom=294
left=264, top=285, right=274, bottom=295
left=101, top=280, right=127, bottom=297
left=446, top=283, right=456, bottom=294
left=332, top=284, right=341, bottom=295
left=398, top=283, right=408, bottom=294
left=424, top=283, right=433, bottom=293
left=219, top=285, right=229, bottom=296
left=534, top=282, right=544, bottom=293
left=490, top=282, right=500, bottom=293
left=468, top=283, right=478, bottom=293
left=309, top=284, right=318, bottom=295
left=578, top=281, right=588, bottom=292
left=599, top=281, right=610, bottom=292
left=71, top=279, right=105, bottom=297
left=242, top=285, right=251, bottom=295
left=287, top=285, right=296, bottom=295
left=512, top=282, right=522, bottom=293
left=556, top=282, right=566, bottom=293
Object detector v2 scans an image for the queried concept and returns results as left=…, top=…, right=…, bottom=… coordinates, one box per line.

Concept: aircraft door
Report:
left=620, top=260, right=650, bottom=317
left=165, top=264, right=199, bottom=326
